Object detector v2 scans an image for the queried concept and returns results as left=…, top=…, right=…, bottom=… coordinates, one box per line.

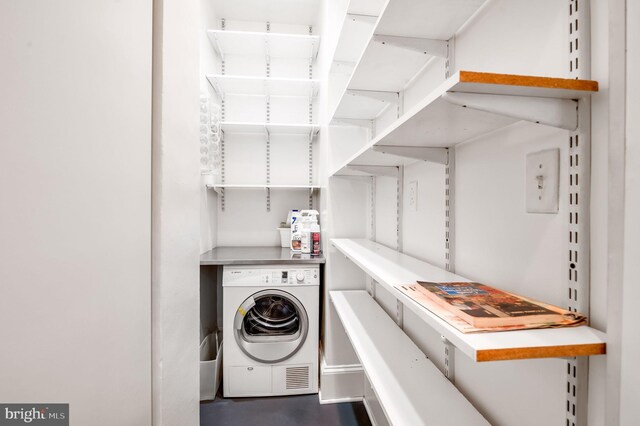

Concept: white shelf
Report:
left=331, top=238, right=607, bottom=362
left=207, top=184, right=319, bottom=190
left=332, top=11, right=378, bottom=66
left=331, top=71, right=599, bottom=176
left=333, top=89, right=396, bottom=120
left=221, top=121, right=319, bottom=136
left=207, top=75, right=319, bottom=98
left=331, top=290, right=489, bottom=426
left=331, top=0, right=488, bottom=120
left=207, top=30, right=320, bottom=59
left=346, top=0, right=387, bottom=17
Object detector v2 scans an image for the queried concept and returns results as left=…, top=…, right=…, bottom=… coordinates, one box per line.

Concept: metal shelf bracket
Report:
left=442, top=92, right=579, bottom=131
left=372, top=34, right=448, bottom=58
left=372, top=145, right=449, bottom=165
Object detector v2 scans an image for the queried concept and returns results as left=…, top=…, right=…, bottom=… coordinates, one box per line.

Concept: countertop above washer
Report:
left=200, top=246, right=326, bottom=265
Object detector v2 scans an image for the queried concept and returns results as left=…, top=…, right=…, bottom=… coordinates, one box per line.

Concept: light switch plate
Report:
left=526, top=148, right=559, bottom=213
left=408, top=181, right=418, bottom=212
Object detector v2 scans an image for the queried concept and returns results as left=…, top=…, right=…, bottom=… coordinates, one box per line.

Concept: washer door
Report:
left=234, top=289, right=308, bottom=363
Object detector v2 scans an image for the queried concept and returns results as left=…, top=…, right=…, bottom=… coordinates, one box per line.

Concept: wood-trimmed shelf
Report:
left=207, top=30, right=320, bottom=59
left=331, top=238, right=606, bottom=362
left=330, top=70, right=599, bottom=176
left=331, top=290, right=489, bottom=426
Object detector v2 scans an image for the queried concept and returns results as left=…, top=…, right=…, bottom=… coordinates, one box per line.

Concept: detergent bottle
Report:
left=290, top=210, right=302, bottom=252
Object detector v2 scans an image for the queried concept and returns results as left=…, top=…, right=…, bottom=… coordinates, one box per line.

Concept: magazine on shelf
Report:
left=396, top=281, right=587, bottom=333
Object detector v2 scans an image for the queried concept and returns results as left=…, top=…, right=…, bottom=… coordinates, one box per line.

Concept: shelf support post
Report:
left=368, top=175, right=377, bottom=298
left=566, top=1, right=591, bottom=425
left=306, top=26, right=315, bottom=209
left=372, top=35, right=448, bottom=58
left=370, top=176, right=376, bottom=242
left=265, top=129, right=271, bottom=212
left=397, top=165, right=404, bottom=252
left=265, top=22, right=271, bottom=213
left=446, top=149, right=455, bottom=273
left=220, top=129, right=226, bottom=211
left=308, top=37, right=314, bottom=210
left=220, top=18, right=226, bottom=121
left=442, top=336, right=455, bottom=384
left=442, top=92, right=579, bottom=131
left=219, top=17, right=227, bottom=212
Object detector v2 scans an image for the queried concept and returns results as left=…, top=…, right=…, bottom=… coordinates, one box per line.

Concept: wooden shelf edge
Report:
left=476, top=342, right=607, bottom=362
left=458, top=70, right=599, bottom=93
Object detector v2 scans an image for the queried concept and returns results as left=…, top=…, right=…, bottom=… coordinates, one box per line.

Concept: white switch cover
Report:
left=526, top=148, right=559, bottom=213
left=408, top=181, right=418, bottom=212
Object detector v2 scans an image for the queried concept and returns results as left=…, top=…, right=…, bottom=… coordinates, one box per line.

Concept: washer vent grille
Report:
left=286, top=366, right=310, bottom=390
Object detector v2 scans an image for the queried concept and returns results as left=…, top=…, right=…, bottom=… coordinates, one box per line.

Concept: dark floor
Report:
left=200, top=389, right=371, bottom=426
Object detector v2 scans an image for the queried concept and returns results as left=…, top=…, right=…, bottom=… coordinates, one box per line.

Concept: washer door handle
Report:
left=234, top=297, right=256, bottom=330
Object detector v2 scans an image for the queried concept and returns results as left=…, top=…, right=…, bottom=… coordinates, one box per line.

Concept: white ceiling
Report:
left=212, top=0, right=321, bottom=26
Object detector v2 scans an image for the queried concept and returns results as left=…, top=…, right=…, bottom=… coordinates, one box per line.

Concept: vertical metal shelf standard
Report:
left=220, top=18, right=227, bottom=211
left=566, top=1, right=591, bottom=425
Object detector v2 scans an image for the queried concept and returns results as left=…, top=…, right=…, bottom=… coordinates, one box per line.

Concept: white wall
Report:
left=0, top=1, right=152, bottom=424
left=605, top=0, right=627, bottom=423
left=152, top=0, right=201, bottom=424
left=619, top=0, right=640, bottom=423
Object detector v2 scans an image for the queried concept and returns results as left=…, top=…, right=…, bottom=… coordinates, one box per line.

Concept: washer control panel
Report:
left=223, top=266, right=320, bottom=287
left=262, top=268, right=318, bottom=286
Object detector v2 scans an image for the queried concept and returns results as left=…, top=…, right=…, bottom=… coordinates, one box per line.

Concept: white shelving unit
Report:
left=331, top=70, right=598, bottom=176
left=323, top=1, right=603, bottom=424
left=330, top=0, right=488, bottom=121
left=208, top=22, right=321, bottom=212
left=331, top=290, right=489, bottom=426
left=207, top=29, right=320, bottom=59
left=207, top=75, right=320, bottom=97
left=332, top=238, right=606, bottom=362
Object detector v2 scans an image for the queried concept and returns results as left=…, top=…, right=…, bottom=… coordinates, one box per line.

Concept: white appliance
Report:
left=223, top=265, right=319, bottom=397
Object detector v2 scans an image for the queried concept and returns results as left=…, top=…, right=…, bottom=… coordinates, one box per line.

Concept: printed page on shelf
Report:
left=396, top=282, right=587, bottom=333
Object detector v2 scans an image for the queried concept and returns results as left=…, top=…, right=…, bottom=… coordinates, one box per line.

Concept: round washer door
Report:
left=233, top=289, right=308, bottom=364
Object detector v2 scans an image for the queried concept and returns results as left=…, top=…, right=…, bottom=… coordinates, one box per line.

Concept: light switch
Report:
left=408, top=181, right=418, bottom=212
left=526, top=149, right=559, bottom=213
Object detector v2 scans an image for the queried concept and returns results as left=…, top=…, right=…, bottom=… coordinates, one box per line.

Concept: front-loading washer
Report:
left=222, top=265, right=319, bottom=397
